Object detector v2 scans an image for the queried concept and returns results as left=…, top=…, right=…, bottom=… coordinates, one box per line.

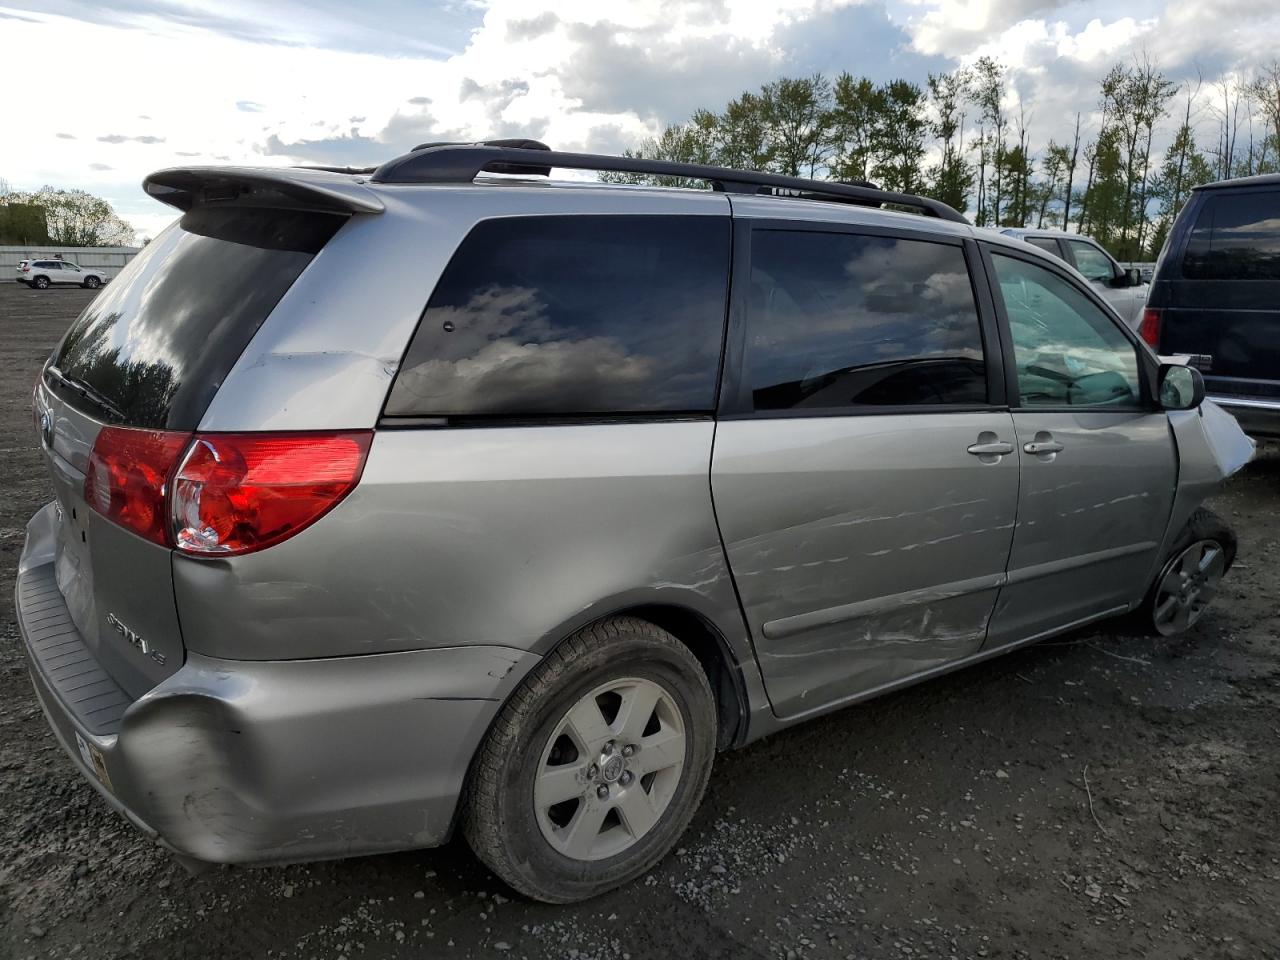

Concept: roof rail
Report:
left=369, top=143, right=968, bottom=223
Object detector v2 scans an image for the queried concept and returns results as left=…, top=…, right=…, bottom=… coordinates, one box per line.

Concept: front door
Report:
left=983, top=247, right=1177, bottom=645
left=59, top=261, right=83, bottom=285
left=711, top=225, right=1019, bottom=719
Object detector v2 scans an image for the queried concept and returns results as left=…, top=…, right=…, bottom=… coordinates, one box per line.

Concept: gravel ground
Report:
left=1, top=284, right=1278, bottom=960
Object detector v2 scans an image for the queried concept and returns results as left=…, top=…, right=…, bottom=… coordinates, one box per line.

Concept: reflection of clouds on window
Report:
left=395, top=337, right=658, bottom=414
left=743, top=232, right=987, bottom=410
left=385, top=216, right=730, bottom=417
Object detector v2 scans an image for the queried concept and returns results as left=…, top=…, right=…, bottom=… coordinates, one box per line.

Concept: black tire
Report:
left=83, top=276, right=101, bottom=289
left=32, top=276, right=49, bottom=290
left=464, top=616, right=716, bottom=903
left=1132, top=507, right=1237, bottom=635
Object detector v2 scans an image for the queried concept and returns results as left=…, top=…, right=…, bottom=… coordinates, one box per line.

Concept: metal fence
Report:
left=1, top=245, right=141, bottom=282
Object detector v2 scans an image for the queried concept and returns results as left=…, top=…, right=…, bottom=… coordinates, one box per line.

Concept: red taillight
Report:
left=21, top=265, right=29, bottom=272
left=85, top=427, right=192, bottom=545
left=170, top=431, right=372, bottom=556
left=1139, top=307, right=1162, bottom=347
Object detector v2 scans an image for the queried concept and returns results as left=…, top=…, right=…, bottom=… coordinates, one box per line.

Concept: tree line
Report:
left=0, top=182, right=135, bottom=247
left=604, top=58, right=1280, bottom=261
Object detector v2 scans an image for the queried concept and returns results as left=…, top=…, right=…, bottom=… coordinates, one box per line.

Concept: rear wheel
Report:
left=83, top=276, right=101, bottom=289
left=464, top=616, right=716, bottom=902
left=32, top=276, right=49, bottom=289
left=1137, top=508, right=1236, bottom=636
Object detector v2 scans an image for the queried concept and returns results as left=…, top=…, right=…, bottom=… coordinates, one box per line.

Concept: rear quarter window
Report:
left=1026, top=237, right=1063, bottom=260
left=1182, top=190, right=1280, bottom=280
left=50, top=206, right=344, bottom=429
left=384, top=215, right=731, bottom=418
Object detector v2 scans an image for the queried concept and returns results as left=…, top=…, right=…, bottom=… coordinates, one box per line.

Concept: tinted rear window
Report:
left=1182, top=190, right=1280, bottom=280
left=50, top=206, right=343, bottom=429
left=736, top=230, right=987, bottom=412
left=384, top=215, right=730, bottom=419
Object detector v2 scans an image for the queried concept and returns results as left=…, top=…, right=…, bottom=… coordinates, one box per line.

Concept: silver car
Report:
left=1000, top=227, right=1149, bottom=329
left=18, top=142, right=1253, bottom=903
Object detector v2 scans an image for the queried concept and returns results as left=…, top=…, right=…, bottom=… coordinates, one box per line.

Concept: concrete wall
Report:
left=1, top=245, right=141, bottom=282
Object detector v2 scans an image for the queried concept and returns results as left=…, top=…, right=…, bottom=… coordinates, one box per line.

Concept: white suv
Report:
left=16, top=259, right=105, bottom=290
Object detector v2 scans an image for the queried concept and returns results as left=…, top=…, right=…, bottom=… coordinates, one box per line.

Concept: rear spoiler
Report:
left=143, top=166, right=384, bottom=215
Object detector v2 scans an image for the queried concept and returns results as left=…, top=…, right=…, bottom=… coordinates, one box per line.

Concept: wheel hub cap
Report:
left=533, top=676, right=687, bottom=862
left=600, top=754, right=625, bottom=783
left=1153, top=539, right=1226, bottom=636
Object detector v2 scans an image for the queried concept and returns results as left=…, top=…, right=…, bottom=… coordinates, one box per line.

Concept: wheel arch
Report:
left=611, top=603, right=748, bottom=751
left=521, top=596, right=756, bottom=752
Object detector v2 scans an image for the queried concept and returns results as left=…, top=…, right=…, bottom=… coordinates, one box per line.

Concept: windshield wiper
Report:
left=46, top=366, right=128, bottom=423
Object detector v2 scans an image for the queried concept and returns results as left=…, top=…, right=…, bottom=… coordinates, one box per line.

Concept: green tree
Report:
left=1080, top=126, right=1126, bottom=249
left=716, top=91, right=774, bottom=171
left=3, top=186, right=134, bottom=246
left=1147, top=92, right=1215, bottom=257
left=1033, top=140, right=1070, bottom=228
left=872, top=80, right=928, bottom=193
left=761, top=74, right=834, bottom=177
left=923, top=69, right=973, bottom=214
left=971, top=56, right=1008, bottom=227
left=829, top=73, right=881, bottom=183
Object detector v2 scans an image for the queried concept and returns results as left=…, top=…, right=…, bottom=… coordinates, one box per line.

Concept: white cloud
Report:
left=2, top=0, right=1279, bottom=239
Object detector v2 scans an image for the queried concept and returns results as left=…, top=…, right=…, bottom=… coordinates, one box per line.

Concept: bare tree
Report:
left=1249, top=60, right=1280, bottom=171
left=1062, top=113, right=1082, bottom=229
left=1211, top=74, right=1244, bottom=179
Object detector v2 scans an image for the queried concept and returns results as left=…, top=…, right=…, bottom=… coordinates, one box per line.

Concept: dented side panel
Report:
left=711, top=412, right=1020, bottom=719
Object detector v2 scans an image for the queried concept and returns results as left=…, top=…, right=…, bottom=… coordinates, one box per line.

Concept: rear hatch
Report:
left=33, top=203, right=346, bottom=697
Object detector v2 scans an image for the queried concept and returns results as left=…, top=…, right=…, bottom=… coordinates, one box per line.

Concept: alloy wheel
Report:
left=1152, top=539, right=1226, bottom=636
left=534, top=676, right=686, bottom=861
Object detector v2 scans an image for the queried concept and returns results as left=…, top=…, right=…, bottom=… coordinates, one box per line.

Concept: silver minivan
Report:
left=18, top=142, right=1253, bottom=903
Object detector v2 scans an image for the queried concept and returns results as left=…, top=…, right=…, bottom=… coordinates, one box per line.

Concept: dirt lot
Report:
left=1, top=284, right=1277, bottom=960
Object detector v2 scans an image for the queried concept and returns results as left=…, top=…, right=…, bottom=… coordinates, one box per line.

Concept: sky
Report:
left=2, top=0, right=1278, bottom=240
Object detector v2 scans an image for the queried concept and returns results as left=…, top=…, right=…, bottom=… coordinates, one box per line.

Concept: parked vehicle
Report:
left=15, top=258, right=105, bottom=290
left=1142, top=173, right=1280, bottom=439
left=1000, top=228, right=1147, bottom=329
left=18, top=144, right=1253, bottom=903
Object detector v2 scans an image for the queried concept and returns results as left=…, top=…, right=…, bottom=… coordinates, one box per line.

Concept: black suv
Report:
left=1143, top=174, right=1280, bottom=438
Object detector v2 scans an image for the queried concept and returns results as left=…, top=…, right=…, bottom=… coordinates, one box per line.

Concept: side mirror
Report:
left=1112, top=267, right=1143, bottom=288
left=1159, top=363, right=1205, bottom=411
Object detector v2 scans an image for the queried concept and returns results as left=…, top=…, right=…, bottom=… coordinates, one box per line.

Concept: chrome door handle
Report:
left=1024, top=440, right=1064, bottom=454
left=967, top=441, right=1014, bottom=456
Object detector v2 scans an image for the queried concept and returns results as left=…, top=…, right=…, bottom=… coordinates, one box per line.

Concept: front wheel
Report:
left=83, top=276, right=101, bottom=289
left=464, top=617, right=716, bottom=902
left=1138, top=508, right=1237, bottom=636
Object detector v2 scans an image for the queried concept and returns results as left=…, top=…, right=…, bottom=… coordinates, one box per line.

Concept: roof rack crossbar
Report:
left=369, top=145, right=968, bottom=223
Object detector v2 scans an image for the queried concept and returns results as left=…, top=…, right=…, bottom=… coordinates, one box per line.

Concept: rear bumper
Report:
left=1208, top=394, right=1280, bottom=439
left=18, top=502, right=540, bottom=865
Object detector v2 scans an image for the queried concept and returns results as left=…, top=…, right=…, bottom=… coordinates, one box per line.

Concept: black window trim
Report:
left=715, top=218, right=1008, bottom=421
left=377, top=210, right=736, bottom=429
left=977, top=240, right=1159, bottom=414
